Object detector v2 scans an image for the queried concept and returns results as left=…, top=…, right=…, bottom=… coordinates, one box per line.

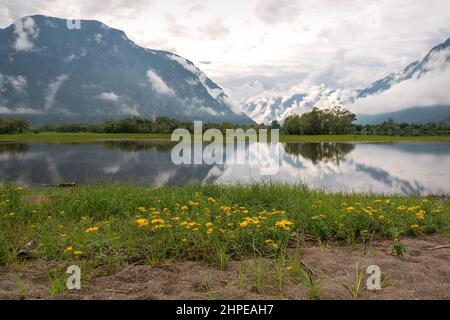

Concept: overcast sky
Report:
left=1, top=0, right=449, bottom=101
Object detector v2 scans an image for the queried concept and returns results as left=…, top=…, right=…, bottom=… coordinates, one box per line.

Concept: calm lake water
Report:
left=1, top=141, right=449, bottom=195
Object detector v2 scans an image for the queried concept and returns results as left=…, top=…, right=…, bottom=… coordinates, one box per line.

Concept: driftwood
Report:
left=41, top=182, right=77, bottom=188
left=428, top=245, right=450, bottom=251
left=57, top=182, right=77, bottom=188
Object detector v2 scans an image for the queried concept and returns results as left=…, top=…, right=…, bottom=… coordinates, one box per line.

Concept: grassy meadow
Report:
left=1, top=183, right=449, bottom=292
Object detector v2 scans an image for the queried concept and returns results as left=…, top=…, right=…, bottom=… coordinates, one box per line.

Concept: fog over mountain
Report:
left=0, top=15, right=253, bottom=124
left=243, top=38, right=450, bottom=124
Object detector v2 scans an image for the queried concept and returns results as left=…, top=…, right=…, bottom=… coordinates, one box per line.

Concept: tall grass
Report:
left=0, top=183, right=448, bottom=277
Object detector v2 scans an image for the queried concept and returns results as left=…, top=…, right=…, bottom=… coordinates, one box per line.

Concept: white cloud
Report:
left=13, top=17, right=39, bottom=51
left=96, top=91, right=121, bottom=102
left=350, top=65, right=450, bottom=115
left=0, top=106, right=43, bottom=115
left=119, top=104, right=140, bottom=116
left=254, top=0, right=302, bottom=24
left=45, top=74, right=69, bottom=111
left=146, top=69, right=175, bottom=96
left=0, top=74, right=27, bottom=94
left=64, top=49, right=87, bottom=62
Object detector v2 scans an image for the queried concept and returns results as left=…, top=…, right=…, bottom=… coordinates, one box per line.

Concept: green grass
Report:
left=1, top=183, right=448, bottom=280
left=1, top=132, right=450, bottom=143
left=0, top=132, right=172, bottom=143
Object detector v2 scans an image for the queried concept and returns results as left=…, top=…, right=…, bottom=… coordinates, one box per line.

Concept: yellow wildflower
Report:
left=240, top=221, right=249, bottom=228
left=416, top=210, right=426, bottom=220
left=73, top=251, right=83, bottom=255
left=85, top=227, right=99, bottom=233
left=64, top=246, right=73, bottom=253
left=207, top=228, right=213, bottom=234
left=136, top=218, right=149, bottom=227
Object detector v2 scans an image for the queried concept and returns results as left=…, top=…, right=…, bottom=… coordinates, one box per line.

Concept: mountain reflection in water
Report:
left=0, top=141, right=449, bottom=195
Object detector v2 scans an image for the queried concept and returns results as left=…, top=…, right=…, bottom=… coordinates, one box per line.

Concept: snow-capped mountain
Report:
left=243, top=38, right=450, bottom=124
left=0, top=15, right=253, bottom=124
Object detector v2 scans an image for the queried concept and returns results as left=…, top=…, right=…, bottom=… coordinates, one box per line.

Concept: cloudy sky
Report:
left=1, top=0, right=449, bottom=102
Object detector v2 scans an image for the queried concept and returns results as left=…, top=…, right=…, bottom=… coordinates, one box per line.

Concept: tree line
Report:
left=1, top=108, right=450, bottom=136
left=0, top=118, right=29, bottom=134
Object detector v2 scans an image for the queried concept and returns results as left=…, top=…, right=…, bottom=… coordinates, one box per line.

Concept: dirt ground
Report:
left=0, top=235, right=449, bottom=300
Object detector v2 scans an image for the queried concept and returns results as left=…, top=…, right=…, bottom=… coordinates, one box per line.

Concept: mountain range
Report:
left=243, top=38, right=450, bottom=124
left=1, top=15, right=449, bottom=125
left=0, top=15, right=252, bottom=124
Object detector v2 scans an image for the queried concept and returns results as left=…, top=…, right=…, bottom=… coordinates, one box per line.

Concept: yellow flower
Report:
left=207, top=228, right=213, bottom=234
left=271, top=243, right=279, bottom=249
left=396, top=206, right=406, bottom=211
left=181, top=238, right=187, bottom=242
left=385, top=199, right=391, bottom=205
left=410, top=224, right=420, bottom=230
left=207, top=197, right=216, bottom=203
left=416, top=210, right=426, bottom=220
left=151, top=218, right=165, bottom=224
left=205, top=222, right=213, bottom=227
left=240, top=221, right=249, bottom=228
left=345, top=207, right=355, bottom=213
left=8, top=212, right=16, bottom=216
left=73, top=251, right=83, bottom=255
left=275, top=219, right=294, bottom=229
left=136, top=218, right=149, bottom=227
left=85, top=227, right=99, bottom=233
left=64, top=246, right=73, bottom=253
left=181, top=205, right=188, bottom=211
left=265, top=239, right=274, bottom=244
left=378, top=215, right=385, bottom=221
left=286, top=266, right=293, bottom=272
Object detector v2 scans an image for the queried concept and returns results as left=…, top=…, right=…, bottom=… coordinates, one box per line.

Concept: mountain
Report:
left=0, top=15, right=253, bottom=124
left=243, top=38, right=450, bottom=124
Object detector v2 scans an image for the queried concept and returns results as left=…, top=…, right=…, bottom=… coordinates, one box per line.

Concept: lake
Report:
left=1, top=141, right=449, bottom=195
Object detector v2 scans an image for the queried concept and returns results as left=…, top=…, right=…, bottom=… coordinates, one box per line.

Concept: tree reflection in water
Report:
left=0, top=143, right=29, bottom=155
left=283, top=142, right=355, bottom=165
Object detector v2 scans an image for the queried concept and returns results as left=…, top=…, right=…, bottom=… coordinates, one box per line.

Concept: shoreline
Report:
left=1, top=132, right=450, bottom=143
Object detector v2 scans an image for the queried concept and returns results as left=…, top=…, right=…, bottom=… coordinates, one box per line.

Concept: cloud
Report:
left=255, top=0, right=301, bottom=24
left=350, top=65, right=450, bottom=114
left=146, top=69, right=175, bottom=96
left=96, top=91, right=121, bottom=102
left=0, top=74, right=27, bottom=94
left=118, top=104, right=140, bottom=116
left=13, top=17, right=39, bottom=51
left=197, top=19, right=230, bottom=40
left=45, top=74, right=69, bottom=111
left=0, top=106, right=43, bottom=115
left=64, top=49, right=87, bottom=62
